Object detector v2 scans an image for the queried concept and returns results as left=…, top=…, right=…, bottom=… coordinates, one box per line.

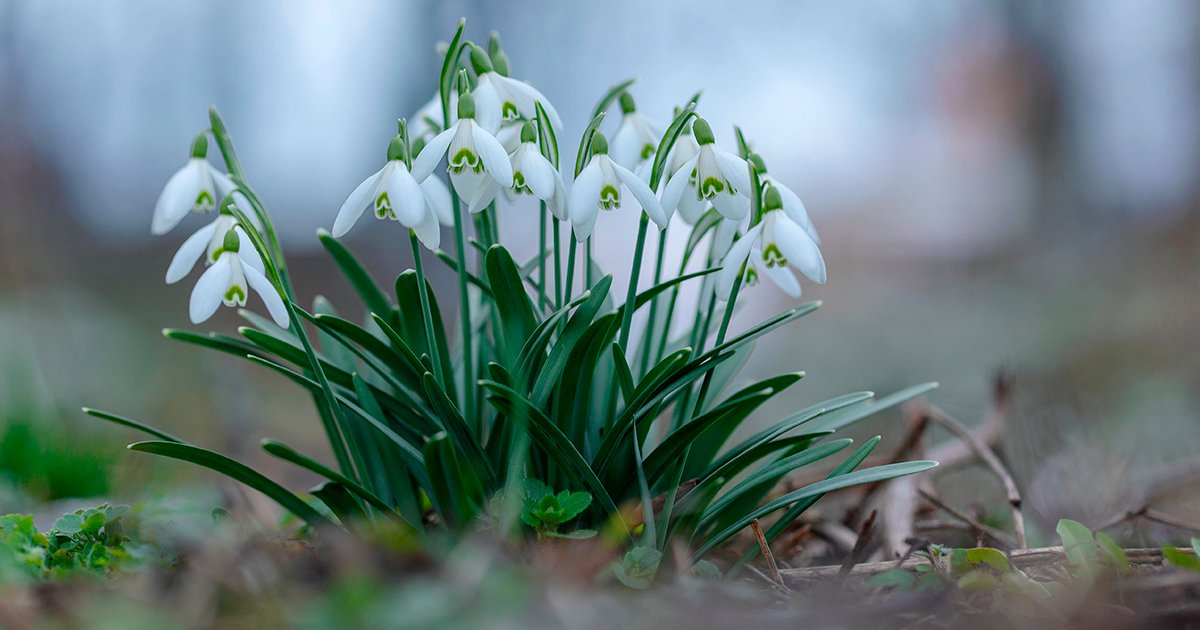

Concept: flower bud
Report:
left=590, top=131, right=609, bottom=155
left=488, top=33, right=510, bottom=77
left=387, top=135, right=408, bottom=162
left=190, top=132, right=209, bottom=159
left=469, top=43, right=493, bottom=74
left=619, top=92, right=637, bottom=115
left=520, top=120, right=538, bottom=144
left=692, top=118, right=716, bottom=145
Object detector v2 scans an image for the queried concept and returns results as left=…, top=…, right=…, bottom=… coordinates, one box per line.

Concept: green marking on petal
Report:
left=374, top=192, right=395, bottom=219
left=513, top=170, right=530, bottom=195
left=449, top=148, right=482, bottom=174
left=501, top=101, right=520, bottom=121
left=699, top=176, right=726, bottom=199
left=762, top=243, right=787, bottom=268
left=640, top=144, right=655, bottom=160
left=744, top=267, right=759, bottom=286
left=599, top=184, right=620, bottom=210
left=224, top=285, right=246, bottom=304
left=195, top=190, right=214, bottom=208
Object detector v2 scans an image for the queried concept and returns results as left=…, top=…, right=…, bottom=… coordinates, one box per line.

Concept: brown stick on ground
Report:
left=750, top=519, right=786, bottom=589
left=918, top=488, right=1017, bottom=549
left=925, top=404, right=1026, bottom=549
left=780, top=546, right=1192, bottom=581
left=838, top=509, right=878, bottom=580
left=926, top=374, right=1011, bottom=472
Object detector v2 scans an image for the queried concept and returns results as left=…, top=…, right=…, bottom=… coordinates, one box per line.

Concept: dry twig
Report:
left=750, top=519, right=786, bottom=590
left=917, top=489, right=1017, bottom=549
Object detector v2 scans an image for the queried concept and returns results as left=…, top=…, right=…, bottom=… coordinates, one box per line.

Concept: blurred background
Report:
left=1, top=0, right=1198, bottom=539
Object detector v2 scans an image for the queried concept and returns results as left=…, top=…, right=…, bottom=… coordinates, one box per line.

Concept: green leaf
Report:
left=530, top=276, right=613, bottom=406
left=612, top=546, right=661, bottom=589
left=394, top=270, right=454, bottom=388
left=589, top=77, right=636, bottom=122
left=127, top=441, right=333, bottom=528
left=1163, top=545, right=1200, bottom=572
left=318, top=230, right=394, bottom=320
left=806, top=382, right=939, bottom=433
left=610, top=343, right=635, bottom=404
left=81, top=408, right=186, bottom=443
left=310, top=482, right=368, bottom=527
left=423, top=432, right=482, bottom=528
left=692, top=460, right=937, bottom=560
left=260, top=439, right=419, bottom=535
left=1057, top=518, right=1099, bottom=581
left=647, top=102, right=697, bottom=190
left=1095, top=531, right=1131, bottom=575
left=421, top=372, right=496, bottom=487
left=485, top=245, right=538, bottom=367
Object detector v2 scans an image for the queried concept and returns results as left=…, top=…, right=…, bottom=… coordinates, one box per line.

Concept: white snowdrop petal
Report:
left=165, top=222, right=217, bottom=284
left=549, top=170, right=569, bottom=221
left=234, top=226, right=266, bottom=276
left=471, top=124, right=514, bottom=187
left=244, top=263, right=290, bottom=328
left=567, top=162, right=604, bottom=242
left=189, top=255, right=232, bottom=324
left=502, top=77, right=562, bottom=130
left=772, top=215, right=827, bottom=284
left=612, top=161, right=669, bottom=229
left=210, top=167, right=237, bottom=198
left=421, top=176, right=454, bottom=226
left=472, top=76, right=503, bottom=134
left=660, top=156, right=698, bottom=214
left=522, top=152, right=557, bottom=200
left=469, top=179, right=502, bottom=213
left=411, top=127, right=456, bottom=181
left=449, top=169, right=487, bottom=206
left=774, top=180, right=820, bottom=245
left=386, top=164, right=427, bottom=228
left=412, top=204, right=441, bottom=250
left=711, top=191, right=749, bottom=220
left=715, top=224, right=763, bottom=300
left=759, top=259, right=802, bottom=297
left=331, top=168, right=384, bottom=237
left=715, top=150, right=752, bottom=196
left=152, top=161, right=203, bottom=235
left=610, top=120, right=644, bottom=171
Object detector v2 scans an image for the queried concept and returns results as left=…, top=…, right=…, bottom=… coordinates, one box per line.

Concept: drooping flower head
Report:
left=470, top=120, right=567, bottom=217
left=468, top=43, right=563, bottom=136
left=749, top=152, right=820, bottom=246
left=166, top=200, right=264, bottom=285
left=661, top=118, right=751, bottom=221
left=610, top=92, right=663, bottom=177
left=716, top=185, right=825, bottom=300
left=568, top=131, right=668, bottom=241
left=412, top=92, right=514, bottom=211
left=332, top=123, right=443, bottom=249
left=152, top=133, right=236, bottom=235
left=189, top=229, right=289, bottom=328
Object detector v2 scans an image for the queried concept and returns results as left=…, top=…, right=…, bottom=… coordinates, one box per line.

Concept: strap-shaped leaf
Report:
left=421, top=372, right=496, bottom=487
left=485, top=245, right=538, bottom=367
left=530, top=277, right=613, bottom=405
left=692, top=459, right=938, bottom=560
left=394, top=270, right=455, bottom=388
left=82, top=408, right=186, bottom=443
left=423, top=432, right=482, bottom=528
left=805, top=382, right=939, bottom=433
left=128, top=441, right=333, bottom=528
left=311, top=481, right=367, bottom=528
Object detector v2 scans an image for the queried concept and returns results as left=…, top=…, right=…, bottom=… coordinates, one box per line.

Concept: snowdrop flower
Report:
left=190, top=229, right=289, bottom=328
left=468, top=44, right=562, bottom=136
left=716, top=186, right=825, bottom=300
left=332, top=130, right=443, bottom=249
left=165, top=203, right=264, bottom=285
left=412, top=92, right=514, bottom=211
left=610, top=93, right=662, bottom=176
left=410, top=92, right=455, bottom=144
left=656, top=123, right=706, bottom=224
left=750, top=153, right=820, bottom=245
left=469, top=121, right=567, bottom=217
left=661, top=118, right=751, bottom=221
left=568, top=132, right=668, bottom=241
left=152, top=134, right=236, bottom=235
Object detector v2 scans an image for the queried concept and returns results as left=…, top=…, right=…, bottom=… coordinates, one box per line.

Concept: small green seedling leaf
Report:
left=1057, top=518, right=1099, bottom=581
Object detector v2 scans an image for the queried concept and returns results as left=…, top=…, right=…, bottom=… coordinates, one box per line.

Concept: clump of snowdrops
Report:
left=87, top=20, right=936, bottom=581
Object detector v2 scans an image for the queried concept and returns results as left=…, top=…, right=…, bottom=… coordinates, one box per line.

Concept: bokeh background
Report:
left=2, top=0, right=1198, bottom=537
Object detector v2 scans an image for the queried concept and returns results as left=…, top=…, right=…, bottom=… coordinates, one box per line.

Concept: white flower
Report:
left=658, top=128, right=706, bottom=224
left=410, top=92, right=455, bottom=144
left=411, top=92, right=514, bottom=212
left=568, top=132, right=668, bottom=242
left=165, top=208, right=265, bottom=284
left=661, top=118, right=751, bottom=221
left=152, top=134, right=235, bottom=235
left=468, top=44, right=562, bottom=135
left=332, top=134, right=443, bottom=249
left=468, top=121, right=567, bottom=218
left=189, top=230, right=289, bottom=328
left=609, top=93, right=662, bottom=176
left=716, top=186, right=825, bottom=300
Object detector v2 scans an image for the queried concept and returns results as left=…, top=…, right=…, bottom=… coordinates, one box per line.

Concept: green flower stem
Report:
left=585, top=237, right=594, bottom=289
left=538, top=202, right=547, bottom=314
left=553, top=218, right=563, bottom=309
left=410, top=230, right=445, bottom=386
left=448, top=188, right=475, bottom=431
left=638, top=229, right=668, bottom=377
left=617, top=214, right=650, bottom=352
left=564, top=237, right=578, bottom=303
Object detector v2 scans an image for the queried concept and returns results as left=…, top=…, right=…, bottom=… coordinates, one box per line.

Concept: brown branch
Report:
left=838, top=510, right=878, bottom=580
left=750, top=519, right=786, bottom=590
left=780, top=546, right=1191, bottom=581
left=925, top=404, right=1026, bottom=549
left=918, top=489, right=1017, bottom=549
